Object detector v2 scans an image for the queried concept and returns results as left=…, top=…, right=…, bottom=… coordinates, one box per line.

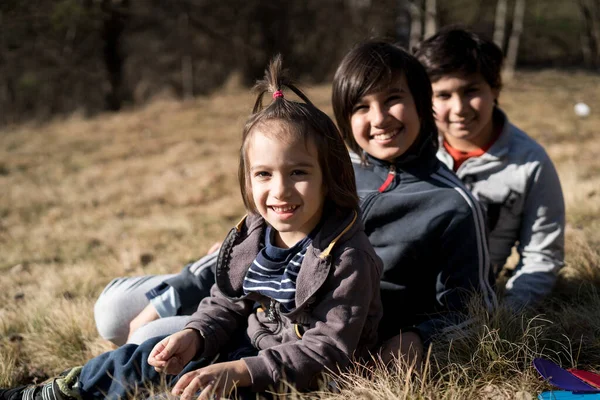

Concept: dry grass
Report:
left=1, top=70, right=599, bottom=398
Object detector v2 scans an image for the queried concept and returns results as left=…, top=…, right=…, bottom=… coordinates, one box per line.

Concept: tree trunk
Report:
left=578, top=0, right=600, bottom=69
left=396, top=0, right=412, bottom=47
left=504, top=0, right=526, bottom=81
left=101, top=0, right=129, bottom=111
left=424, top=0, right=437, bottom=39
left=409, top=0, right=423, bottom=51
left=493, top=0, right=508, bottom=49
left=179, top=12, right=194, bottom=100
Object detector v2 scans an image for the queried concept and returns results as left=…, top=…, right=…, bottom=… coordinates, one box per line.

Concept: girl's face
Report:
left=247, top=122, right=325, bottom=249
left=431, top=72, right=498, bottom=149
left=350, top=73, right=421, bottom=162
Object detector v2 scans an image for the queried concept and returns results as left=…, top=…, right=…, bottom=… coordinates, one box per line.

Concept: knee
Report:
left=94, top=287, right=130, bottom=346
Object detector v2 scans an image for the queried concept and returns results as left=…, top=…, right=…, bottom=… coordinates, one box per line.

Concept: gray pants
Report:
left=94, top=274, right=189, bottom=346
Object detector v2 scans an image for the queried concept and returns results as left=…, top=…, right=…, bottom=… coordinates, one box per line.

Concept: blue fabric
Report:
left=78, top=333, right=258, bottom=400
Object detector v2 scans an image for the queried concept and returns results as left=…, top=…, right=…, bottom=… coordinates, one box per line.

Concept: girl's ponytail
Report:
left=251, top=54, right=314, bottom=114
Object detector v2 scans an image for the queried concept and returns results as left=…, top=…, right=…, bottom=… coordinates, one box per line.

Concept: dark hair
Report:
left=413, top=27, right=504, bottom=91
left=238, top=54, right=359, bottom=215
left=331, top=40, right=438, bottom=161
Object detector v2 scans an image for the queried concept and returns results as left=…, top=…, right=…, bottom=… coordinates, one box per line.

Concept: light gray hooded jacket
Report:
left=437, top=109, right=565, bottom=308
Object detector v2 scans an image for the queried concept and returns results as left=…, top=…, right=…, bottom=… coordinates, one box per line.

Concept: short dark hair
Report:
left=414, top=27, right=504, bottom=91
left=331, top=40, right=438, bottom=160
left=238, top=55, right=359, bottom=215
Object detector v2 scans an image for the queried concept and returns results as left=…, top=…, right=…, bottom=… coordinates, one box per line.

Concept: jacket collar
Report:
left=438, top=107, right=511, bottom=163
left=215, top=207, right=360, bottom=310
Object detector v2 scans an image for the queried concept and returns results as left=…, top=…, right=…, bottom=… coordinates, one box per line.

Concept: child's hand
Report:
left=147, top=329, right=203, bottom=375
left=171, top=360, right=252, bottom=400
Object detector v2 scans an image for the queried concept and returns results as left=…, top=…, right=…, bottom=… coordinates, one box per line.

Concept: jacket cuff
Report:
left=147, top=285, right=180, bottom=317
left=184, top=320, right=219, bottom=359
left=241, top=355, right=274, bottom=392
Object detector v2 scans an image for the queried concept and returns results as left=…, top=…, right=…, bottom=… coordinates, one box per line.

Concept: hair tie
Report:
left=273, top=90, right=284, bottom=99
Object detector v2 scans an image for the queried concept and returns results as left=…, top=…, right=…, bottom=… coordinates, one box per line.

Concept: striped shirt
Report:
left=243, top=226, right=313, bottom=313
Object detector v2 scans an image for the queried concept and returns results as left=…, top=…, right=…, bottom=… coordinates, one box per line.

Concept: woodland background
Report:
left=1, top=0, right=599, bottom=126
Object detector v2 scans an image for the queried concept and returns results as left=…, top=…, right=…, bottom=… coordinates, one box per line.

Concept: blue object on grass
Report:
left=533, top=358, right=600, bottom=393
left=538, top=391, right=600, bottom=399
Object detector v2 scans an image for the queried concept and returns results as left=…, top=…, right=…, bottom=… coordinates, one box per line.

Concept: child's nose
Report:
left=272, top=175, right=291, bottom=198
left=451, top=95, right=469, bottom=115
left=370, top=104, right=387, bottom=127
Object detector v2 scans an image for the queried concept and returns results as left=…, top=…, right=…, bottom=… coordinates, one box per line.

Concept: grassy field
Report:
left=1, top=70, right=599, bottom=399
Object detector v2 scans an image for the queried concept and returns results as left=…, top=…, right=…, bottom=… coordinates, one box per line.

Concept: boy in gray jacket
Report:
left=414, top=28, right=565, bottom=309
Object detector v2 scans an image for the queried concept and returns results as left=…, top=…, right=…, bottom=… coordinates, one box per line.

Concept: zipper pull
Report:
left=267, top=298, right=278, bottom=322
left=378, top=165, right=396, bottom=193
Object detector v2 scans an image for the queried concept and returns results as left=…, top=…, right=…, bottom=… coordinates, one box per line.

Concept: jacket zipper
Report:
left=378, top=165, right=396, bottom=193
left=267, top=298, right=279, bottom=322
left=252, top=299, right=282, bottom=348
left=360, top=165, right=397, bottom=222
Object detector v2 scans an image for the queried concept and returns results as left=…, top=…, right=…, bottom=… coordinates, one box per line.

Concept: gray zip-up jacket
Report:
left=436, top=109, right=565, bottom=308
left=184, top=209, right=382, bottom=392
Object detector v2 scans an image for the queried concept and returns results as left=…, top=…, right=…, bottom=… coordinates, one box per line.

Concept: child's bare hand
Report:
left=171, top=360, right=251, bottom=400
left=147, top=329, right=203, bottom=375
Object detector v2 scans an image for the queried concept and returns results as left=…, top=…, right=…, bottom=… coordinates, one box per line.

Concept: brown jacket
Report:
left=185, top=209, right=382, bottom=391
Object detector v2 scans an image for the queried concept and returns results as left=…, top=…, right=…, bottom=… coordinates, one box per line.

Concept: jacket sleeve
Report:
left=417, top=200, right=497, bottom=345
left=145, top=252, right=218, bottom=317
left=184, top=283, right=254, bottom=357
left=242, top=248, right=382, bottom=392
left=504, top=153, right=565, bottom=308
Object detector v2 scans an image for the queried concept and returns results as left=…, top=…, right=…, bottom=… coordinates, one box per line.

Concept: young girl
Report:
left=331, top=40, right=497, bottom=361
left=1, top=56, right=382, bottom=400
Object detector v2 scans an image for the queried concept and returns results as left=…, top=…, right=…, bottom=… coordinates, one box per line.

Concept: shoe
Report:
left=0, top=386, right=27, bottom=400
left=0, top=381, right=65, bottom=400
left=0, top=366, right=82, bottom=400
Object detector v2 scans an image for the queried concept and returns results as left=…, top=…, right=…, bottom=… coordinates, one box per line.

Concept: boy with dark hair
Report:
left=414, top=27, right=565, bottom=309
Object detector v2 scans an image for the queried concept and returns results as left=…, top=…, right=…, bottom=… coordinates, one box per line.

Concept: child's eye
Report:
left=435, top=93, right=450, bottom=100
left=386, top=95, right=402, bottom=104
left=291, top=170, right=307, bottom=176
left=465, top=87, right=479, bottom=95
left=254, top=171, right=270, bottom=178
left=352, top=104, right=368, bottom=113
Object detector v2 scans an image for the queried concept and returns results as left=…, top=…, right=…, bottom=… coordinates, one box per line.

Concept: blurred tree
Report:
left=424, top=0, right=437, bottom=39
left=504, top=0, right=526, bottom=80
left=493, top=0, right=507, bottom=48
left=0, top=0, right=593, bottom=126
left=578, top=0, right=600, bottom=69
left=100, top=0, right=130, bottom=111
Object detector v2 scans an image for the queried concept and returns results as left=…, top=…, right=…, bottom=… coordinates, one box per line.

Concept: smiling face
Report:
left=349, top=74, right=421, bottom=162
left=247, top=122, right=325, bottom=248
left=432, top=72, right=499, bottom=151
